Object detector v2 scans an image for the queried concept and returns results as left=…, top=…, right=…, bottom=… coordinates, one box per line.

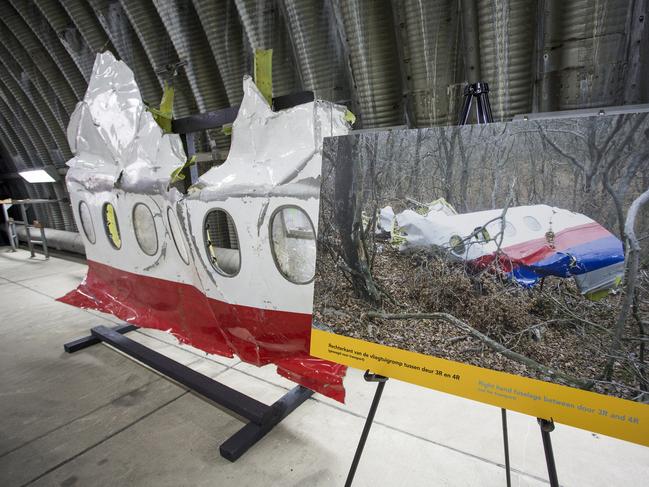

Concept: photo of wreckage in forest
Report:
left=313, top=112, right=649, bottom=402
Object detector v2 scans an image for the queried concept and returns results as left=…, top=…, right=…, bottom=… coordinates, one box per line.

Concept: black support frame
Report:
left=171, top=90, right=315, bottom=185
left=64, top=324, right=313, bottom=462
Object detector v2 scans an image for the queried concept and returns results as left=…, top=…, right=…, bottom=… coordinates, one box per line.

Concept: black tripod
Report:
left=459, top=81, right=494, bottom=124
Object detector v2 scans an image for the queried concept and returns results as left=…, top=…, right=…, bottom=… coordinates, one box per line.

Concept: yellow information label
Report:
left=254, top=49, right=273, bottom=105
left=311, top=328, right=649, bottom=447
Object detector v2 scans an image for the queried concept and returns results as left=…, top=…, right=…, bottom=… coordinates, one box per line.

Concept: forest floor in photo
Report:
left=314, top=244, right=649, bottom=401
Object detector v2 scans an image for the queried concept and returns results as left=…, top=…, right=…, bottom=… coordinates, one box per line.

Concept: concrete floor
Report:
left=0, top=248, right=647, bottom=487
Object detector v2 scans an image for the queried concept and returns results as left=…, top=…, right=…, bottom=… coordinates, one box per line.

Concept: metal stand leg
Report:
left=36, top=222, right=49, bottom=259
left=459, top=89, right=474, bottom=125
left=345, top=371, right=388, bottom=487
left=475, top=86, right=493, bottom=123
left=2, top=203, right=17, bottom=252
left=502, top=408, right=511, bottom=487
left=538, top=418, right=560, bottom=487
left=9, top=219, right=18, bottom=251
left=20, top=204, right=35, bottom=257
left=219, top=385, right=313, bottom=461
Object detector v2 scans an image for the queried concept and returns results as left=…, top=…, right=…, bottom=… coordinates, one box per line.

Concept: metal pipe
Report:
left=15, top=224, right=85, bottom=255
left=502, top=408, right=511, bottom=487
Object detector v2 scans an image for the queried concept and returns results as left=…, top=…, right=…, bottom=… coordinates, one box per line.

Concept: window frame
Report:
left=132, top=202, right=159, bottom=257
left=167, top=207, right=190, bottom=265
left=268, top=204, right=317, bottom=285
left=203, top=207, right=241, bottom=278
left=78, top=200, right=96, bottom=244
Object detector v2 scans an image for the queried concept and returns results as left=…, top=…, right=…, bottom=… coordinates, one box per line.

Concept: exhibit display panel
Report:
left=310, top=114, right=649, bottom=446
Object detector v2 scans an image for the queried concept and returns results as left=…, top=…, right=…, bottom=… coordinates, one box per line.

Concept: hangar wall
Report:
left=0, top=0, right=647, bottom=232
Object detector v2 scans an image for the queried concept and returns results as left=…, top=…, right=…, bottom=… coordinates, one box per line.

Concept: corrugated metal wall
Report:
left=0, top=0, right=646, bottom=231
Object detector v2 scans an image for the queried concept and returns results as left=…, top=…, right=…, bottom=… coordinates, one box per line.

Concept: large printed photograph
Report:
left=312, top=113, right=649, bottom=402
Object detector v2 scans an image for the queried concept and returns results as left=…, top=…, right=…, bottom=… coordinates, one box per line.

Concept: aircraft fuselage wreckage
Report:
left=59, top=52, right=350, bottom=401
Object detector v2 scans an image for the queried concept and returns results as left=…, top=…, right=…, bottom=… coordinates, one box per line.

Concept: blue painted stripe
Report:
left=528, top=235, right=623, bottom=276
left=507, top=235, right=624, bottom=287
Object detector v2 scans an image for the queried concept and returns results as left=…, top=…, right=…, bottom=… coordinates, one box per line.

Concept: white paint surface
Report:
left=65, top=52, right=350, bottom=315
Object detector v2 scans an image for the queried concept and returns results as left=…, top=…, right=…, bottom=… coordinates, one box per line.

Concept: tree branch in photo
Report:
left=604, top=187, right=649, bottom=381
left=333, top=139, right=382, bottom=304
left=363, top=311, right=594, bottom=389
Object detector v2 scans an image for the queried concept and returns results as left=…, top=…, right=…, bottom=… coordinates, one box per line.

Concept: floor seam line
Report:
left=15, top=349, right=238, bottom=487
left=1, top=277, right=120, bottom=326
left=303, top=396, right=551, bottom=484
left=3, top=270, right=81, bottom=285
left=0, top=378, right=163, bottom=459
left=132, top=334, right=548, bottom=485
left=371, top=419, right=551, bottom=485
left=19, top=391, right=188, bottom=487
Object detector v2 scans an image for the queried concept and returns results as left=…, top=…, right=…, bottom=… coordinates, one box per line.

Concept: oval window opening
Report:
left=270, top=206, right=316, bottom=284
left=486, top=220, right=516, bottom=239
left=167, top=207, right=189, bottom=265
left=523, top=215, right=542, bottom=232
left=133, top=203, right=158, bottom=256
left=102, top=202, right=121, bottom=249
left=79, top=201, right=96, bottom=244
left=449, top=235, right=465, bottom=256
left=204, top=209, right=240, bottom=276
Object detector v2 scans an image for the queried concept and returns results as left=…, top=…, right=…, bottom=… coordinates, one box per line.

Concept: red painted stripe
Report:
left=500, top=222, right=612, bottom=265
left=57, top=260, right=346, bottom=401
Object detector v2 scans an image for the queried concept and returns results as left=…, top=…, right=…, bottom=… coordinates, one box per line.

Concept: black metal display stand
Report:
left=538, top=418, right=560, bottom=487
left=344, top=372, right=388, bottom=487
left=345, top=79, right=561, bottom=486
left=457, top=83, right=560, bottom=485
left=64, top=324, right=313, bottom=462
left=345, top=371, right=561, bottom=486
left=501, top=407, right=512, bottom=487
